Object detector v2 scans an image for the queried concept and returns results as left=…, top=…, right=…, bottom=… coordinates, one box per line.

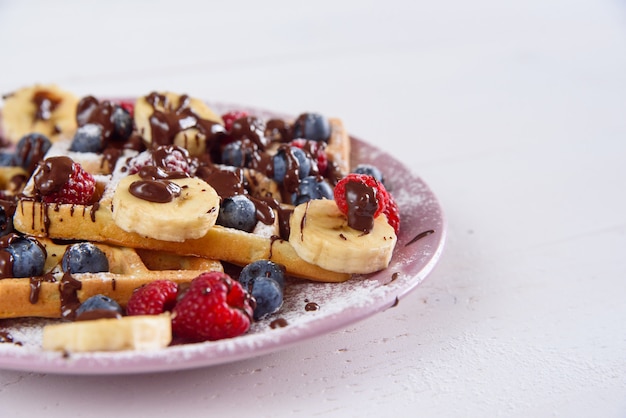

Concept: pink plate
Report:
left=0, top=102, right=446, bottom=374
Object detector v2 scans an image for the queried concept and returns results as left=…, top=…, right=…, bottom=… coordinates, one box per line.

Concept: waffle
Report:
left=0, top=237, right=222, bottom=319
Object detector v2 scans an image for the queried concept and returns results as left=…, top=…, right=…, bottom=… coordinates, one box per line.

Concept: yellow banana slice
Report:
left=111, top=174, right=220, bottom=242
left=289, top=199, right=397, bottom=274
left=133, top=92, right=224, bottom=156
left=42, top=314, right=171, bottom=352
left=1, top=84, right=79, bottom=143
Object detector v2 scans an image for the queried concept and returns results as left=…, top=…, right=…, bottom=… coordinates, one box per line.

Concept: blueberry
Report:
left=6, top=237, right=46, bottom=277
left=238, top=259, right=286, bottom=290
left=0, top=152, right=15, bottom=166
left=221, top=141, right=245, bottom=167
left=273, top=147, right=311, bottom=182
left=217, top=194, right=257, bottom=232
left=272, top=152, right=287, bottom=183
left=61, top=242, right=109, bottom=274
left=111, top=106, right=133, bottom=141
left=250, top=276, right=284, bottom=320
left=70, top=123, right=105, bottom=153
left=293, top=176, right=334, bottom=205
left=75, top=294, right=123, bottom=318
left=353, top=164, right=385, bottom=185
left=292, top=113, right=331, bottom=142
left=290, top=146, right=311, bottom=179
left=14, top=133, right=51, bottom=173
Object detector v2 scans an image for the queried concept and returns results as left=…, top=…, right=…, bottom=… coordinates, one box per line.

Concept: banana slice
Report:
left=1, top=84, right=79, bottom=143
left=112, top=174, right=220, bottom=242
left=134, top=92, right=224, bottom=156
left=289, top=199, right=397, bottom=274
left=42, top=314, right=171, bottom=352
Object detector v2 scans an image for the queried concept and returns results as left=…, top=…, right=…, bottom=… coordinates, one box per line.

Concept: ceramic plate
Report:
left=0, top=102, right=446, bottom=374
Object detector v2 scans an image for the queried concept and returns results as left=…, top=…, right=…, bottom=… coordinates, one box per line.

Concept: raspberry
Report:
left=383, top=195, right=400, bottom=234
left=222, top=110, right=249, bottom=132
left=33, top=156, right=96, bottom=205
left=172, top=272, right=254, bottom=342
left=290, top=138, right=328, bottom=175
left=126, top=280, right=179, bottom=316
left=117, top=99, right=135, bottom=117
left=333, top=173, right=389, bottom=219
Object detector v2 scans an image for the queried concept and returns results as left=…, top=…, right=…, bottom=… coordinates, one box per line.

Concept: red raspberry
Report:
left=117, top=100, right=134, bottom=117
left=126, top=280, right=179, bottom=316
left=333, top=173, right=389, bottom=219
left=290, top=138, right=328, bottom=175
left=383, top=195, right=400, bottom=234
left=222, top=110, right=249, bottom=132
left=172, top=272, right=254, bottom=342
left=33, top=156, right=96, bottom=205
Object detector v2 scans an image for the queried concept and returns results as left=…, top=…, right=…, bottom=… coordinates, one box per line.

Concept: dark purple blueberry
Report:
left=290, top=146, right=311, bottom=179
left=249, top=276, right=284, bottom=320
left=238, top=259, right=286, bottom=290
left=353, top=164, right=385, bottom=185
left=14, top=133, right=51, bottom=173
left=76, top=294, right=123, bottom=319
left=272, top=146, right=311, bottom=182
left=272, top=152, right=287, bottom=183
left=217, top=194, right=257, bottom=232
left=293, top=176, right=333, bottom=205
left=221, top=141, right=245, bottom=167
left=292, top=113, right=331, bottom=142
left=6, top=237, right=46, bottom=277
left=70, top=123, right=105, bottom=153
left=61, top=242, right=109, bottom=274
left=111, top=105, right=133, bottom=141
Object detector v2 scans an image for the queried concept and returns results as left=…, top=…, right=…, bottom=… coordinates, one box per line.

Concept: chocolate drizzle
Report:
left=405, top=229, right=435, bottom=246
left=145, top=92, right=225, bottom=151
left=344, top=181, right=378, bottom=233
left=129, top=178, right=181, bottom=203
left=59, top=271, right=82, bottom=320
left=33, top=90, right=61, bottom=121
left=29, top=273, right=56, bottom=304
left=33, top=156, right=74, bottom=196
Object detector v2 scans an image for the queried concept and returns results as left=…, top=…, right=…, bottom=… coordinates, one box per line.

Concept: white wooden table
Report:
left=0, top=0, right=625, bottom=416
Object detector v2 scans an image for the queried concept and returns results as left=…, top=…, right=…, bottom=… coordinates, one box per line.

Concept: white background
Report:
left=1, top=0, right=625, bottom=416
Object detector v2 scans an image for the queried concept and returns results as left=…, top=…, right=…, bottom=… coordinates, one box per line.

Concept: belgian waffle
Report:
left=0, top=237, right=221, bottom=319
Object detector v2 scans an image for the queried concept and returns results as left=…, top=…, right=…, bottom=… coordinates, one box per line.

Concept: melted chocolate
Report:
left=229, top=116, right=269, bottom=149
left=145, top=92, right=226, bottom=152
left=270, top=318, right=288, bottom=328
left=305, top=302, right=320, bottom=311
left=32, top=90, right=61, bottom=121
left=0, top=330, right=20, bottom=345
left=33, top=156, right=73, bottom=196
left=59, top=272, right=82, bottom=320
left=29, top=273, right=56, bottom=304
left=0, top=199, right=16, bottom=236
left=344, top=181, right=378, bottom=233
left=405, top=229, right=435, bottom=246
left=265, top=119, right=292, bottom=143
left=15, top=134, right=51, bottom=174
left=129, top=179, right=181, bottom=203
